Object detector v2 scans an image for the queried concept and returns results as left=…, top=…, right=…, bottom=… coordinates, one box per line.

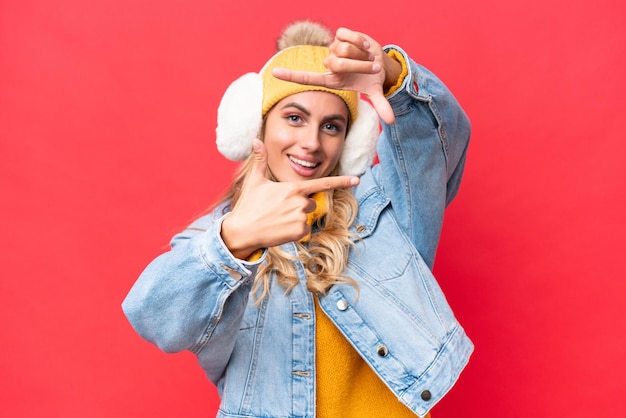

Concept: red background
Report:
left=2, top=0, right=625, bottom=417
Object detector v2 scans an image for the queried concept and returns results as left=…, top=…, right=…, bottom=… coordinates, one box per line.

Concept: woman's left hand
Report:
left=272, top=27, right=401, bottom=124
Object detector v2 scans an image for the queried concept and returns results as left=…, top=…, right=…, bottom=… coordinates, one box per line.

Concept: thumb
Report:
left=368, top=92, right=395, bottom=125
left=248, top=138, right=269, bottom=185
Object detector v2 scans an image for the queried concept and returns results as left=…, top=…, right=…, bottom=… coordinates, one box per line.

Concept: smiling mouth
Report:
left=289, top=155, right=319, bottom=168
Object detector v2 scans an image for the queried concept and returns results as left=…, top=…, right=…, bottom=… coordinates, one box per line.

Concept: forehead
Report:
left=273, top=91, right=349, bottom=116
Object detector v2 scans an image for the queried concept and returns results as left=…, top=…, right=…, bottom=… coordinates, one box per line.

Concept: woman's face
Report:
left=263, top=91, right=349, bottom=182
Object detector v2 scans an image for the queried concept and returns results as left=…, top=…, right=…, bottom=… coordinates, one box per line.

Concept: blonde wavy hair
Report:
left=210, top=21, right=366, bottom=300
left=214, top=140, right=359, bottom=301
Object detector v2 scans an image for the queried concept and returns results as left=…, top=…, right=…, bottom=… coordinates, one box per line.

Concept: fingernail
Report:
left=350, top=177, right=359, bottom=185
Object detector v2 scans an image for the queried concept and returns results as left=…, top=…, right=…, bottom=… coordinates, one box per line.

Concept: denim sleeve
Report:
left=121, top=210, right=263, bottom=382
left=373, top=45, right=471, bottom=269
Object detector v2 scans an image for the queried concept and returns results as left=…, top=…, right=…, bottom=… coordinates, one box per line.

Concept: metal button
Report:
left=336, top=300, right=349, bottom=311
left=376, top=345, right=388, bottom=357
left=421, top=390, right=432, bottom=401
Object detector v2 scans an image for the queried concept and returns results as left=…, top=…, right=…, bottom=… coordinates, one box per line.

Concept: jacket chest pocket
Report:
left=351, top=207, right=415, bottom=282
left=238, top=297, right=266, bottom=330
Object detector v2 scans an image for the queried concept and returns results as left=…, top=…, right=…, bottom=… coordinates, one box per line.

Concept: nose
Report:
left=298, top=127, right=322, bottom=152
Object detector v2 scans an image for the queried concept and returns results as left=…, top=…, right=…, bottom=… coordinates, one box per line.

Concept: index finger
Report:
left=298, top=175, right=360, bottom=195
left=271, top=67, right=329, bottom=87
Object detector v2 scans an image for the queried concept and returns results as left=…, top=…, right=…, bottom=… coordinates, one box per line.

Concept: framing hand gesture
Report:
left=272, top=27, right=401, bottom=124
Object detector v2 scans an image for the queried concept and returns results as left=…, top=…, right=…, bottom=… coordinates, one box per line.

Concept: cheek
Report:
left=325, top=140, right=345, bottom=165
left=263, top=126, right=290, bottom=156
left=262, top=129, right=293, bottom=178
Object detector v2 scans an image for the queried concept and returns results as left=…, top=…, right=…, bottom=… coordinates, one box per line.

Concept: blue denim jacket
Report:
left=123, top=46, right=473, bottom=418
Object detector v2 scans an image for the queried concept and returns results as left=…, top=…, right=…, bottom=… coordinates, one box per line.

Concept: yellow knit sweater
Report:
left=315, top=298, right=428, bottom=417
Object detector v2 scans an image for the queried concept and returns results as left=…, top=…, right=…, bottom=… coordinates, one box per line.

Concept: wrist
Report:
left=382, top=49, right=408, bottom=96
left=382, top=51, right=403, bottom=92
left=221, top=215, right=259, bottom=260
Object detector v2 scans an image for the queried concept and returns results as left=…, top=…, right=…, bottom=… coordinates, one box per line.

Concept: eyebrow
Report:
left=280, top=102, right=311, bottom=116
left=279, top=102, right=348, bottom=124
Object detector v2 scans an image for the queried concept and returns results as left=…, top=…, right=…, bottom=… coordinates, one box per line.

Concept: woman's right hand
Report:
left=220, top=139, right=359, bottom=260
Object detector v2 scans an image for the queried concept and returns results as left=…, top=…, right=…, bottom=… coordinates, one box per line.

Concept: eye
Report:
left=286, top=114, right=303, bottom=124
left=323, top=123, right=338, bottom=132
left=322, top=121, right=345, bottom=136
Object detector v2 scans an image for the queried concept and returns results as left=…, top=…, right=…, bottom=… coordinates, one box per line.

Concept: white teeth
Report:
left=289, top=156, right=318, bottom=168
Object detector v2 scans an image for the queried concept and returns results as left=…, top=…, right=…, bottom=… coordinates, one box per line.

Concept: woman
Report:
left=123, top=21, right=473, bottom=417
